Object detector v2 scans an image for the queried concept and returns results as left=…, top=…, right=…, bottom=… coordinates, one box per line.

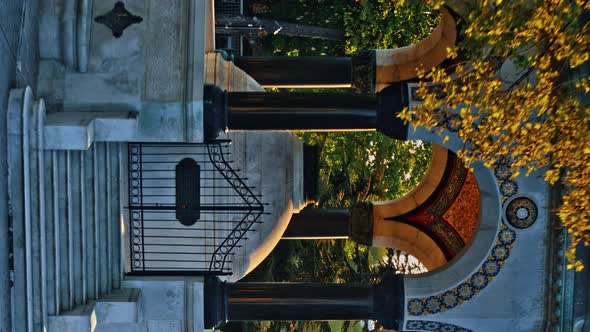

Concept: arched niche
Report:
left=373, top=221, right=447, bottom=271
left=372, top=144, right=449, bottom=219
left=228, top=7, right=457, bottom=92
left=401, top=126, right=502, bottom=299
left=374, top=6, right=457, bottom=92
left=371, top=144, right=481, bottom=273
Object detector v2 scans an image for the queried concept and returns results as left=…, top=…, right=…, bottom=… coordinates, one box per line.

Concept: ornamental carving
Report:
left=94, top=2, right=143, bottom=38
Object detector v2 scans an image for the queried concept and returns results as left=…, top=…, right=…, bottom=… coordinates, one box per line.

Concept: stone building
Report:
left=0, top=0, right=587, bottom=331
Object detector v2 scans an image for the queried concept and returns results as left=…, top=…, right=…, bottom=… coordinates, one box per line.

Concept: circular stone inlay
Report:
left=516, top=207, right=529, bottom=219
left=506, top=197, right=538, bottom=229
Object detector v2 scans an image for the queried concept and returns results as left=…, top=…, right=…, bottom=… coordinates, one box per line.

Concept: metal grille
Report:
left=127, top=141, right=264, bottom=275
left=215, top=0, right=244, bottom=55
left=215, top=0, right=242, bottom=17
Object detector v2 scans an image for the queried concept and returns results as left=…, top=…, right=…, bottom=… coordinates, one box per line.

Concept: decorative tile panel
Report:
left=391, top=153, right=476, bottom=259
left=406, top=320, right=472, bottom=332
left=406, top=157, right=520, bottom=316
left=506, top=197, right=538, bottom=229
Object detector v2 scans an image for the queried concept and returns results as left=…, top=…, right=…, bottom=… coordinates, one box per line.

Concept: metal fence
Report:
left=215, top=0, right=242, bottom=17
left=215, top=0, right=244, bottom=55
left=127, top=141, right=264, bottom=275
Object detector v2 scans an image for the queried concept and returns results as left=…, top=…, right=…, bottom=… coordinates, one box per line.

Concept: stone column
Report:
left=281, top=204, right=374, bottom=245
left=204, top=273, right=404, bottom=329
left=227, top=91, right=378, bottom=131
left=233, top=56, right=353, bottom=87
left=282, top=208, right=351, bottom=240
left=204, top=83, right=409, bottom=140
left=232, top=53, right=375, bottom=90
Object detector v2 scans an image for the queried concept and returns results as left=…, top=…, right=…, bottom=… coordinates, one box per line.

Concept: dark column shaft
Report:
left=282, top=208, right=350, bottom=239
left=204, top=274, right=404, bottom=329
left=227, top=92, right=378, bottom=131
left=227, top=282, right=373, bottom=321
left=203, top=83, right=409, bottom=141
left=233, top=56, right=352, bottom=87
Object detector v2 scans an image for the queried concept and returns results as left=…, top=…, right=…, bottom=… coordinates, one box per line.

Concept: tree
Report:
left=399, top=0, right=590, bottom=270
left=299, top=132, right=431, bottom=207
left=343, top=0, right=440, bottom=54
left=255, top=0, right=438, bottom=57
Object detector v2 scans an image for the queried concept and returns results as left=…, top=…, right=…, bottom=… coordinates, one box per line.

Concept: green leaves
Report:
left=410, top=0, right=590, bottom=270
left=344, top=0, right=439, bottom=54
left=297, top=131, right=431, bottom=207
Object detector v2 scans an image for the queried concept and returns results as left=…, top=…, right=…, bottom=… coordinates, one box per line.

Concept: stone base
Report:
left=123, top=278, right=205, bottom=332
left=47, top=289, right=142, bottom=332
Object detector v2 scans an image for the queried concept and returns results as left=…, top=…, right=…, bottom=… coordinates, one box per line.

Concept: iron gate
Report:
left=127, top=141, right=264, bottom=275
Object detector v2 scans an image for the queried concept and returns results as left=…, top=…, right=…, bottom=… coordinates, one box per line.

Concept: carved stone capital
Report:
left=350, top=202, right=374, bottom=245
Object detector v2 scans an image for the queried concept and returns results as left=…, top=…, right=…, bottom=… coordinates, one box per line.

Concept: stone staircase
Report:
left=47, top=289, right=143, bottom=332
left=7, top=87, right=140, bottom=331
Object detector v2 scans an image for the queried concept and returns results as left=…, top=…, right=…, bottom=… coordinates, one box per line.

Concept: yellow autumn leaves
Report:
left=400, top=0, right=590, bottom=270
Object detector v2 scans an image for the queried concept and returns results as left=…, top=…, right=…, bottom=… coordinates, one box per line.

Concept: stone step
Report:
left=7, top=87, right=44, bottom=332
left=67, top=150, right=84, bottom=307
left=47, top=303, right=95, bottom=332
left=57, top=151, right=71, bottom=311
left=44, top=112, right=138, bottom=150
left=83, top=146, right=97, bottom=301
left=7, top=87, right=127, bottom=331
left=47, top=289, right=142, bottom=332
left=93, top=323, right=147, bottom=332
left=105, top=144, right=113, bottom=293
left=44, top=150, right=57, bottom=317
left=94, top=288, right=142, bottom=324
left=95, top=143, right=109, bottom=297
left=29, top=92, right=45, bottom=332
left=107, top=143, right=123, bottom=290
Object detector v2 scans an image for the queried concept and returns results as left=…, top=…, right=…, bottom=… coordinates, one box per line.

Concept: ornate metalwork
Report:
left=506, top=197, right=538, bottom=229
left=128, top=144, right=145, bottom=271
left=95, top=2, right=143, bottom=38
left=127, top=141, right=264, bottom=275
left=349, top=202, right=373, bottom=245
left=206, top=143, right=264, bottom=271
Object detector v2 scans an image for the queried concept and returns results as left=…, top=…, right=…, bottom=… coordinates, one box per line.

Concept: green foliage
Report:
left=259, top=0, right=346, bottom=56
left=403, top=0, right=590, bottom=270
left=297, top=132, right=431, bottom=207
left=259, top=0, right=438, bottom=56
left=344, top=0, right=440, bottom=53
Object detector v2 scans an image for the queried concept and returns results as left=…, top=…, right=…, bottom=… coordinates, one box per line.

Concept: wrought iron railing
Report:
left=127, top=141, right=264, bottom=275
